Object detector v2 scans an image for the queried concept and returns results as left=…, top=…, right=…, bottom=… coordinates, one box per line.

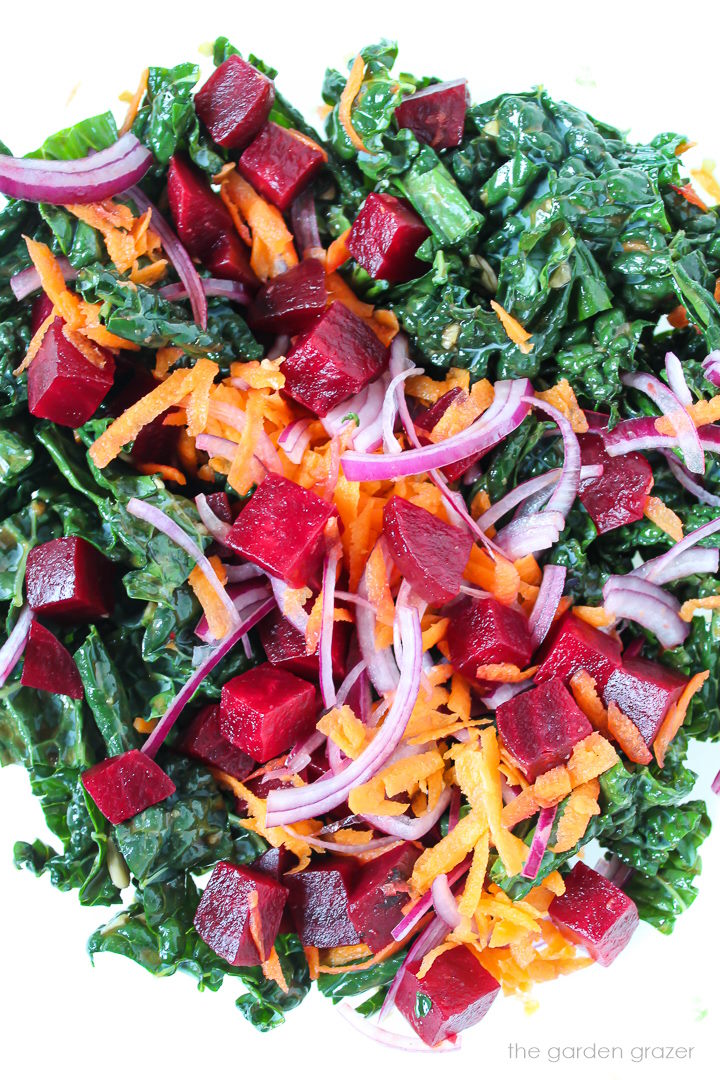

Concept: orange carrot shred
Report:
left=607, top=701, right=652, bottom=765
left=679, top=595, right=720, bottom=621
left=671, top=182, right=709, bottom=212
left=189, top=554, right=231, bottom=641
left=326, top=228, right=351, bottom=273
left=247, top=888, right=266, bottom=961
left=667, top=304, right=689, bottom=330
left=119, top=67, right=149, bottom=136
left=490, top=300, right=533, bottom=355
left=135, top=463, right=187, bottom=486
left=338, top=55, right=368, bottom=152
left=304, top=946, right=320, bottom=981
left=644, top=495, right=683, bottom=542
left=569, top=670, right=608, bottom=734
left=14, top=311, right=55, bottom=375
left=475, top=663, right=538, bottom=683
left=653, top=670, right=709, bottom=768
left=262, top=946, right=289, bottom=993
left=572, top=605, right=614, bottom=628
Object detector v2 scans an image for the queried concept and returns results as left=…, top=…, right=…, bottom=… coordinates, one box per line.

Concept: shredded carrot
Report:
left=421, top=617, right=450, bottom=652
left=680, top=594, right=720, bottom=621
left=227, top=391, right=265, bottom=495
left=533, top=766, right=572, bottom=808
left=514, top=554, right=542, bottom=587
left=696, top=166, right=720, bottom=203
left=133, top=716, right=157, bottom=734
left=566, top=732, right=619, bottom=787
left=338, top=55, right=368, bottom=152
left=456, top=730, right=528, bottom=877
left=716, top=278, right=720, bottom=303
left=135, top=463, right=187, bottom=486
left=671, top=182, right=709, bottom=212
left=326, top=228, right=351, bottom=273
left=417, top=941, right=460, bottom=980
left=410, top=810, right=487, bottom=897
left=189, top=554, right=231, bottom=641
left=469, top=378, right=495, bottom=413
left=644, top=495, right=683, bottom=542
left=429, top=393, right=481, bottom=442
left=247, top=888, right=266, bottom=961
left=304, top=946, right=320, bottom=981
left=185, top=356, right=217, bottom=438
left=262, top=946, right=289, bottom=993
left=154, top=346, right=183, bottom=380
left=653, top=670, right=709, bottom=768
left=475, top=663, right=538, bottom=683
left=465, top=546, right=520, bottom=604
left=569, top=670, right=609, bottom=734
left=315, top=913, right=433, bottom=974
left=219, top=170, right=298, bottom=281
left=536, top=380, right=588, bottom=433
left=490, top=300, right=533, bottom=355
left=448, top=672, right=471, bottom=722
left=14, top=311, right=55, bottom=375
left=552, top=780, right=600, bottom=853
left=667, top=304, right=689, bottom=330
left=406, top=367, right=470, bottom=404
left=501, top=787, right=539, bottom=829
left=607, top=701, right=652, bottom=765
left=572, top=605, right=614, bottom=629
left=457, top=831, right=490, bottom=919
left=379, top=749, right=445, bottom=798
left=130, top=259, right=168, bottom=286
left=365, top=543, right=395, bottom=632
left=120, top=67, right=149, bottom=135
left=348, top=775, right=409, bottom=816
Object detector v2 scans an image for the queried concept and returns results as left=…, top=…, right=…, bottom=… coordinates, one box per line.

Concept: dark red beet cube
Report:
left=578, top=433, right=653, bottom=534
left=239, top=123, right=326, bottom=212
left=535, top=612, right=622, bottom=694
left=194, top=55, right=274, bottom=150
left=395, top=79, right=469, bottom=150
left=415, top=387, right=481, bottom=482
left=445, top=596, right=533, bottom=681
left=248, top=259, right=327, bottom=336
left=259, top=608, right=349, bottom=681
left=347, top=193, right=430, bottom=284
left=604, top=658, right=687, bottom=746
left=204, top=491, right=233, bottom=524
left=81, top=749, right=175, bottom=825
left=285, top=858, right=360, bottom=947
left=25, top=537, right=114, bottom=622
left=281, top=301, right=388, bottom=417
left=396, top=944, right=499, bottom=1047
left=383, top=496, right=472, bottom=606
left=549, top=861, right=639, bottom=966
left=220, top=662, right=316, bottom=762
left=20, top=621, right=83, bottom=699
left=193, top=861, right=288, bottom=966
left=252, top=846, right=294, bottom=881
left=496, top=678, right=592, bottom=782
left=225, top=473, right=336, bottom=588
left=28, top=295, right=115, bottom=428
left=179, top=705, right=255, bottom=779
left=167, top=154, right=256, bottom=287
left=130, top=411, right=179, bottom=466
left=348, top=842, right=418, bottom=951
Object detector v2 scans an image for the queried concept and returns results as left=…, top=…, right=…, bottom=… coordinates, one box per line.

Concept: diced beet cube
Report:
left=248, top=259, right=327, bottom=335
left=220, top=662, right=316, bottom=762
left=414, top=387, right=481, bottom=482
left=496, top=678, right=592, bottom=782
left=20, top=621, right=84, bottom=699
left=549, top=861, right=639, bottom=966
left=179, top=705, right=255, bottom=779
left=395, top=79, right=469, bottom=151
left=383, top=497, right=472, bottom=606
left=28, top=295, right=115, bottom=428
left=194, top=55, right=274, bottom=150
left=204, top=491, right=233, bottom=524
left=259, top=608, right=349, bottom=681
left=396, top=944, right=499, bottom=1047
left=129, top=412, right=179, bottom=466
left=239, top=123, right=326, bottom=211
left=252, top=846, right=294, bottom=881
left=604, top=658, right=687, bottom=746
left=285, top=858, right=360, bottom=947
left=281, top=302, right=388, bottom=417
left=193, top=861, right=288, bottom=966
left=445, top=596, right=533, bottom=681
left=578, top=433, right=653, bottom=534
left=535, top=612, right=622, bottom=694
left=225, top=473, right=336, bottom=588
left=348, top=842, right=418, bottom=951
left=81, top=749, right=175, bottom=825
left=167, top=154, right=257, bottom=287
left=347, top=193, right=430, bottom=284
left=25, top=537, right=114, bottom=622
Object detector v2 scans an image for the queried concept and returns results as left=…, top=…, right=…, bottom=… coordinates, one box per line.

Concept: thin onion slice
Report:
left=529, top=564, right=567, bottom=649
left=632, top=513, right=720, bottom=584
left=662, top=450, right=720, bottom=508
left=195, top=583, right=271, bottom=643
left=195, top=493, right=230, bottom=543
left=494, top=510, right=565, bottom=560
left=701, top=350, right=720, bottom=388
left=665, top=351, right=693, bottom=406
left=603, top=575, right=688, bottom=648
left=476, top=466, right=602, bottom=531
left=160, top=278, right=252, bottom=306
left=391, top=856, right=472, bottom=942
left=622, top=371, right=704, bottom=474
left=0, top=604, right=33, bottom=687
left=278, top=418, right=314, bottom=464
left=319, top=530, right=341, bottom=708
left=10, top=257, right=77, bottom=300
left=337, top=1001, right=457, bottom=1053
left=522, top=805, right=557, bottom=879
left=430, top=873, right=462, bottom=929
left=525, top=396, right=581, bottom=518
left=363, top=787, right=451, bottom=841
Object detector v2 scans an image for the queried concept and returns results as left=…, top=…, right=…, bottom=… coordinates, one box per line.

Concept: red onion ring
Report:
left=10, top=257, right=77, bottom=300
left=529, top=564, right=567, bottom=649
left=0, top=604, right=33, bottom=687
left=269, top=576, right=309, bottom=635
left=195, top=583, right=271, bottom=643
left=494, top=510, right=565, bottom=560
left=319, top=530, right=341, bottom=708
left=632, top=513, right=720, bottom=584
left=285, top=729, right=326, bottom=774
left=355, top=564, right=400, bottom=695
left=622, top=371, right=704, bottom=474
left=160, top=278, right=252, bottom=306
left=665, top=351, right=693, bottom=406
left=476, top=465, right=602, bottom=531
left=278, top=418, right=314, bottom=464
left=430, top=873, right=462, bottom=928
left=603, top=575, right=688, bottom=648
left=195, top=493, right=230, bottom=543
left=702, top=350, right=720, bottom=388
left=335, top=660, right=368, bottom=707
left=391, top=857, right=472, bottom=942
left=526, top=396, right=582, bottom=518
left=662, top=450, right=720, bottom=508
left=362, top=787, right=451, bottom=841
left=337, top=1001, right=457, bottom=1053
left=522, top=805, right=557, bottom=879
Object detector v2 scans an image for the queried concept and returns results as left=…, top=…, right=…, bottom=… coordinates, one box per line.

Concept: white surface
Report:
left=1, top=2, right=719, bottom=1077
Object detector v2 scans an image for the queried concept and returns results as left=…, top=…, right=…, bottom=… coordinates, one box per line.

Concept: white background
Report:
left=1, top=2, right=719, bottom=1077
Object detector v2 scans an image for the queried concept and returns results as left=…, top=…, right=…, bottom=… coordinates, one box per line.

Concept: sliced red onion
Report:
left=363, top=787, right=451, bottom=841
left=334, top=589, right=379, bottom=614
left=195, top=493, right=230, bottom=543
left=195, top=583, right=271, bottom=643
left=476, top=466, right=602, bottom=531
left=127, top=186, right=207, bottom=330
left=142, top=596, right=274, bottom=758
left=526, top=397, right=581, bottom=518
left=322, top=373, right=387, bottom=441
left=522, top=805, right=557, bottom=879
left=336, top=660, right=368, bottom=707
left=265, top=604, right=422, bottom=826
left=430, top=873, right=462, bottom=929
left=127, top=497, right=240, bottom=631
left=285, top=729, right=326, bottom=774
left=632, top=514, right=720, bottom=584
left=337, top=1002, right=457, bottom=1053
left=269, top=575, right=309, bottom=635
left=382, top=914, right=453, bottom=1023
left=665, top=351, right=693, bottom=406
left=286, top=826, right=393, bottom=856
left=529, top=564, right=567, bottom=649
left=319, top=532, right=341, bottom=708
left=391, top=857, right=472, bottom=942
left=494, top=510, right=565, bottom=560
left=701, top=350, right=720, bottom=388
left=160, top=278, right=252, bottom=306
left=382, top=365, right=423, bottom=453
left=278, top=418, right=314, bottom=464
left=341, top=379, right=533, bottom=482
left=224, top=562, right=266, bottom=583
left=662, top=450, right=720, bottom=508
left=604, top=416, right=679, bottom=457
left=636, top=546, right=719, bottom=585
left=0, top=604, right=33, bottom=687
left=204, top=398, right=281, bottom=473
left=622, top=371, right=704, bottom=474
left=10, top=257, right=77, bottom=301
left=481, top=680, right=533, bottom=710
left=290, top=188, right=322, bottom=256
left=0, top=133, right=152, bottom=205
left=711, top=767, right=720, bottom=795
left=355, top=568, right=400, bottom=695
left=603, top=575, right=688, bottom=648
left=195, top=433, right=237, bottom=460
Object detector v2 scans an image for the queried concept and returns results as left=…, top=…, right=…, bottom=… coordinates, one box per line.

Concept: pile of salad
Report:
left=1, top=37, right=719, bottom=1049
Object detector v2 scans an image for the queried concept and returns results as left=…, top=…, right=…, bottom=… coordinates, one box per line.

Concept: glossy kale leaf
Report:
left=131, top=64, right=225, bottom=174
left=235, top=933, right=311, bottom=1031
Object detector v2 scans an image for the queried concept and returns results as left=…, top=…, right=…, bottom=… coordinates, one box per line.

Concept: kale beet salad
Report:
left=1, top=37, right=720, bottom=1050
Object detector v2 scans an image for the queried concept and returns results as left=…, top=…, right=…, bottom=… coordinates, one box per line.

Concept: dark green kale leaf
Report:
left=318, top=949, right=406, bottom=1015
left=132, top=64, right=225, bottom=174
left=28, top=112, right=119, bottom=160
left=75, top=627, right=139, bottom=756
left=235, top=933, right=311, bottom=1031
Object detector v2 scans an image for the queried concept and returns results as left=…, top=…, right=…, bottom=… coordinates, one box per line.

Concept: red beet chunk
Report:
left=604, top=658, right=687, bottom=746
left=285, top=858, right=360, bottom=947
left=193, top=861, right=288, bottom=966
left=348, top=842, right=418, bottom=951
left=167, top=155, right=256, bottom=287
left=179, top=705, right=254, bottom=780
left=535, top=612, right=622, bottom=694
left=225, top=473, right=336, bottom=588
left=496, top=678, right=592, bottom=782
left=383, top=497, right=472, bottom=606
left=20, top=621, right=83, bottom=699
left=253, top=846, right=294, bottom=881
left=81, top=749, right=175, bottom=825
left=28, top=295, right=115, bottom=428
left=578, top=433, right=653, bottom=534
left=259, top=608, right=349, bottom=681
left=549, top=861, right=638, bottom=966
left=248, top=259, right=327, bottom=335
left=396, top=944, right=499, bottom=1047
left=445, top=596, right=533, bottom=681
left=239, top=123, right=326, bottom=212
left=282, top=301, right=388, bottom=417
left=204, top=491, right=233, bottom=524
left=194, top=55, right=274, bottom=150
left=414, top=387, right=480, bottom=482
left=395, top=79, right=469, bottom=151
left=25, top=537, right=114, bottom=622
left=347, top=193, right=430, bottom=284
left=220, top=662, right=316, bottom=762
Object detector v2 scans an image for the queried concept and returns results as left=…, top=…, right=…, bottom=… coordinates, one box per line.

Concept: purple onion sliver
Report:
left=701, top=350, right=720, bottom=388
left=529, top=564, right=567, bottom=649
left=522, top=805, right=557, bottom=879
left=631, top=513, right=720, bottom=584
left=318, top=537, right=340, bottom=708
left=665, top=351, right=693, bottom=406
left=430, top=873, right=462, bottom=928
left=622, top=371, right=704, bottom=474
left=390, top=856, right=472, bottom=942
left=10, top=257, right=77, bottom=301
left=362, top=787, right=451, bottom=841
left=195, top=493, right=230, bottom=543
left=160, top=278, right=252, bottom=306
left=381, top=914, right=452, bottom=1022
left=0, top=604, right=33, bottom=687
left=711, top=767, right=720, bottom=795
left=290, top=189, right=321, bottom=255
left=662, top=450, right=720, bottom=508
left=526, top=396, right=581, bottom=519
